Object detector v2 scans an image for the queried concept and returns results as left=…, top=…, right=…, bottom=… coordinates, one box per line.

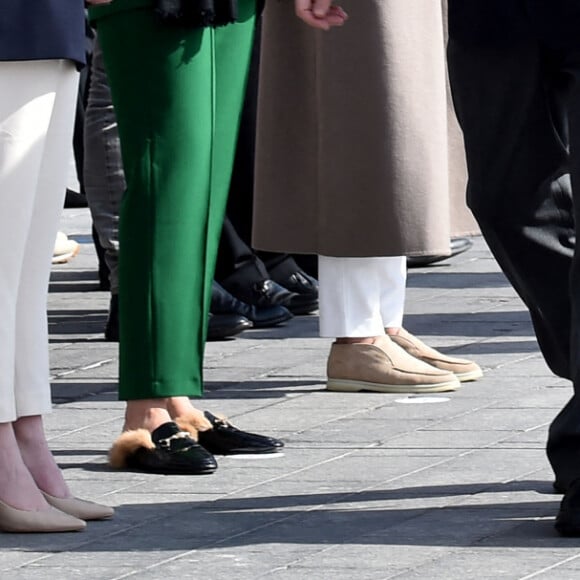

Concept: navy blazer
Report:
left=449, top=0, right=580, bottom=49
left=0, top=0, right=85, bottom=65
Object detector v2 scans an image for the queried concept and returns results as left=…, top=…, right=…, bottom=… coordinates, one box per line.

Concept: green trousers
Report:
left=97, top=4, right=256, bottom=400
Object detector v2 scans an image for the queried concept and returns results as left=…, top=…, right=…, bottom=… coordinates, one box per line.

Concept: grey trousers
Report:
left=447, top=1, right=580, bottom=488
left=83, top=38, right=123, bottom=295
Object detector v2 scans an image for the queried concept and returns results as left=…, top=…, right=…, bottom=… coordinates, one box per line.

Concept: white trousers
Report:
left=318, top=255, right=407, bottom=337
left=0, top=61, right=79, bottom=423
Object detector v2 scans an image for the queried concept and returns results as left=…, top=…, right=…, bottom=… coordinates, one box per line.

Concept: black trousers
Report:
left=448, top=0, right=580, bottom=487
left=220, top=18, right=318, bottom=282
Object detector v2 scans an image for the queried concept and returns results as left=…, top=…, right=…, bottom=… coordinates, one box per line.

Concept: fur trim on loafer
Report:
left=109, top=429, right=155, bottom=469
left=174, top=411, right=213, bottom=440
left=108, top=422, right=218, bottom=475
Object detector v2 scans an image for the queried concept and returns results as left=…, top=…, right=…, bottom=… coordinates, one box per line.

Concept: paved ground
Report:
left=2, top=206, right=579, bottom=579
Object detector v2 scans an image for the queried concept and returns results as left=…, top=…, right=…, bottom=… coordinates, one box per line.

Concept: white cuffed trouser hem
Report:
left=0, top=60, right=79, bottom=423
left=318, top=255, right=406, bottom=338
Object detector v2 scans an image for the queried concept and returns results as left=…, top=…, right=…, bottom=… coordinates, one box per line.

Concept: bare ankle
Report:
left=166, top=396, right=203, bottom=419
left=385, top=327, right=401, bottom=336
left=336, top=336, right=381, bottom=345
left=123, top=399, right=172, bottom=432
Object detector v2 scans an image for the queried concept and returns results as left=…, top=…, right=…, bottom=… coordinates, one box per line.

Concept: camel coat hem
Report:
left=253, top=0, right=477, bottom=258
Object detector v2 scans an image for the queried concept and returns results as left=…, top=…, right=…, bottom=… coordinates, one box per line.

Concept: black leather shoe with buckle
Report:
left=207, top=313, right=252, bottom=341
left=197, top=411, right=284, bottom=455
left=211, top=281, right=293, bottom=328
left=126, top=422, right=218, bottom=475
left=271, top=270, right=319, bottom=315
left=223, top=278, right=297, bottom=308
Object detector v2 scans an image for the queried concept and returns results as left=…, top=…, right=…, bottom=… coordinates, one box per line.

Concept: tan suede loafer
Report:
left=326, top=335, right=461, bottom=394
left=389, top=328, right=483, bottom=382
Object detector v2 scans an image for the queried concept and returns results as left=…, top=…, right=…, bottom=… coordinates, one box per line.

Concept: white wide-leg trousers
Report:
left=318, top=256, right=407, bottom=337
left=0, top=61, right=79, bottom=423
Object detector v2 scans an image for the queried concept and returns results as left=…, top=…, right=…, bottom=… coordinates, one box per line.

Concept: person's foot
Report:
left=41, top=493, right=114, bottom=521
left=167, top=398, right=284, bottom=455
left=0, top=452, right=49, bottom=513
left=270, top=268, right=319, bottom=315
left=326, top=335, right=461, bottom=393
left=104, top=294, right=119, bottom=341
left=555, top=478, right=580, bottom=536
left=0, top=422, right=52, bottom=512
left=109, top=422, right=217, bottom=475
left=13, top=416, right=70, bottom=501
left=211, top=281, right=293, bottom=328
left=52, top=232, right=80, bottom=264
left=64, top=189, right=88, bottom=209
left=111, top=400, right=217, bottom=475
left=207, top=313, right=252, bottom=340
left=388, top=328, right=483, bottom=382
left=221, top=277, right=297, bottom=308
left=0, top=501, right=86, bottom=533
left=176, top=410, right=285, bottom=455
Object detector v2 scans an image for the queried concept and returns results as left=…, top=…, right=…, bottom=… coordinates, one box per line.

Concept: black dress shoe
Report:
left=556, top=478, right=580, bottom=536
left=104, top=294, right=119, bottom=342
left=407, top=237, right=474, bottom=268
left=64, top=188, right=88, bottom=208
left=271, top=270, right=319, bottom=315
left=197, top=411, right=284, bottom=455
left=104, top=294, right=253, bottom=342
left=223, top=278, right=297, bottom=308
left=207, top=313, right=252, bottom=341
left=211, top=281, right=293, bottom=328
left=554, top=480, right=567, bottom=494
left=123, top=422, right=218, bottom=475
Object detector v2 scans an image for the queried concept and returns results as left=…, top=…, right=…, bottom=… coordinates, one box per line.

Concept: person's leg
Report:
left=97, top=3, right=256, bottom=415
left=98, top=15, right=217, bottom=405
left=98, top=5, right=284, bottom=470
left=84, top=37, right=123, bottom=299
left=0, top=60, right=74, bottom=512
left=319, top=256, right=459, bottom=393
left=448, top=1, right=580, bottom=484
left=14, top=60, right=80, bottom=501
left=546, top=50, right=580, bottom=493
left=0, top=61, right=110, bottom=526
left=221, top=18, right=318, bottom=313
left=448, top=26, right=573, bottom=381
left=215, top=215, right=271, bottom=285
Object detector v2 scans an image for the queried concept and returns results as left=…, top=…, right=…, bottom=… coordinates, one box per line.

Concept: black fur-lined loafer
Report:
left=176, top=411, right=284, bottom=455
left=109, top=422, right=218, bottom=475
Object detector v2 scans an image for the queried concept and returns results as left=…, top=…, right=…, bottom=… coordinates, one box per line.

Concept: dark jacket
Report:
left=0, top=0, right=86, bottom=65
left=449, top=0, right=580, bottom=49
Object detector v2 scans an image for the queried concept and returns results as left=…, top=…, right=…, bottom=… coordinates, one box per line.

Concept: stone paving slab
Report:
left=3, top=207, right=580, bottom=579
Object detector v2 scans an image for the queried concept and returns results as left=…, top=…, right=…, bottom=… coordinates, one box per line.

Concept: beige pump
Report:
left=0, top=500, right=86, bottom=533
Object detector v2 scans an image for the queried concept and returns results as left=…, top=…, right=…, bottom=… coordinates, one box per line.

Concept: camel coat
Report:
left=253, top=0, right=477, bottom=258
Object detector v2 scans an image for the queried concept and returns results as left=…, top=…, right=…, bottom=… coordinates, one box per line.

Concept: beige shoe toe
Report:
left=389, top=328, right=483, bottom=382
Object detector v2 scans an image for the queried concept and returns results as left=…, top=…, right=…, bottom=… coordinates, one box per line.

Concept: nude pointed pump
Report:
left=0, top=500, right=86, bottom=533
left=41, top=493, right=114, bottom=521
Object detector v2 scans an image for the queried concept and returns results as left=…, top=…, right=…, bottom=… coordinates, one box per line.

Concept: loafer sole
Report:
left=326, top=378, right=461, bottom=394
left=454, top=368, right=484, bottom=382
left=251, top=312, right=293, bottom=328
